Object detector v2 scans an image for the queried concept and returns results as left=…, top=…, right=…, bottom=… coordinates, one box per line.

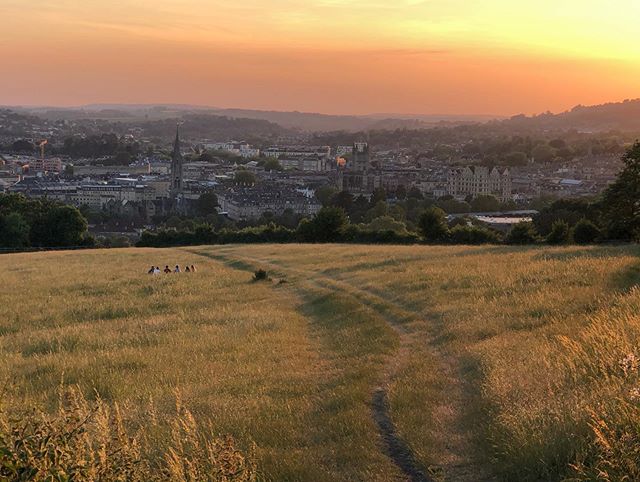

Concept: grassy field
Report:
left=1, top=244, right=640, bottom=480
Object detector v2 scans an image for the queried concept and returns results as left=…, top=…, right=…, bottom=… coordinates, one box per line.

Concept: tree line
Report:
left=0, top=194, right=92, bottom=249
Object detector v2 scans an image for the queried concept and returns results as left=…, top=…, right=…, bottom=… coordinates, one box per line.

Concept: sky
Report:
left=0, top=0, right=639, bottom=116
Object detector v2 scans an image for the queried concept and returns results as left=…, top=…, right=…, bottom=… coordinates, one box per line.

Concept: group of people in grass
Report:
left=148, top=264, right=197, bottom=275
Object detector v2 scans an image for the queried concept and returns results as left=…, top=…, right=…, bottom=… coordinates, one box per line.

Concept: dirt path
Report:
left=188, top=248, right=492, bottom=481
left=372, top=339, right=432, bottom=482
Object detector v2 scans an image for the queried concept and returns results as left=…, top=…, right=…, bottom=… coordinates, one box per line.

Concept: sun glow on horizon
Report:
left=0, top=0, right=638, bottom=114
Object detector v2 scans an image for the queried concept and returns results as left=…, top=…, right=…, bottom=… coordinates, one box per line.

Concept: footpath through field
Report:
left=187, top=245, right=496, bottom=482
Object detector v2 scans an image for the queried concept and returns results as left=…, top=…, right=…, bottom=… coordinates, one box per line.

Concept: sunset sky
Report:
left=1, top=0, right=639, bottom=115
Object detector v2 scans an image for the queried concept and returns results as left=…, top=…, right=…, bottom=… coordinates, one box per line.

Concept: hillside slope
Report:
left=1, top=244, right=639, bottom=481
left=505, top=98, right=640, bottom=131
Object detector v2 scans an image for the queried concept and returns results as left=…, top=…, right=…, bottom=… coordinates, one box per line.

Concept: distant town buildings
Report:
left=72, top=164, right=150, bottom=177
left=263, top=146, right=331, bottom=160
left=0, top=110, right=626, bottom=235
left=203, top=141, right=260, bottom=159
left=279, top=157, right=331, bottom=172
left=447, top=166, right=512, bottom=202
left=218, top=185, right=321, bottom=221
left=30, top=157, right=62, bottom=174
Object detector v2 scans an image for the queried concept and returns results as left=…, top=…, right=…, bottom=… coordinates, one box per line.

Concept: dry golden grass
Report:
left=2, top=244, right=640, bottom=480
left=199, top=244, right=640, bottom=481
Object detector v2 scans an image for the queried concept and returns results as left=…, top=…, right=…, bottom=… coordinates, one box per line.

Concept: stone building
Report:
left=217, top=186, right=321, bottom=221
left=447, top=166, right=512, bottom=202
left=338, top=142, right=382, bottom=195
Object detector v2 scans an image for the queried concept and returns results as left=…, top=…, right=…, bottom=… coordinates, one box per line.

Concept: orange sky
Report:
left=1, top=0, right=639, bottom=115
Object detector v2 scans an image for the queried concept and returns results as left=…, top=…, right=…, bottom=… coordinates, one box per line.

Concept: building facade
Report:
left=447, top=166, right=512, bottom=202
left=338, top=142, right=382, bottom=195
left=31, top=157, right=62, bottom=174
left=217, top=186, right=322, bottom=221
left=263, top=146, right=331, bottom=161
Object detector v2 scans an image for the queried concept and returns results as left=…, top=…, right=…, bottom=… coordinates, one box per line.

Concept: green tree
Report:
left=234, top=170, right=256, bottom=185
left=546, top=220, right=570, bottom=245
left=602, top=142, right=640, bottom=240
left=278, top=208, right=300, bottom=229
left=11, top=139, right=34, bottom=153
left=365, top=201, right=388, bottom=222
left=196, top=192, right=219, bottom=216
left=505, top=222, right=539, bottom=245
left=0, top=212, right=30, bottom=248
left=313, top=207, right=348, bottom=242
left=298, top=207, right=348, bottom=242
left=449, top=224, right=500, bottom=244
left=531, top=144, right=555, bottom=164
left=407, top=186, right=423, bottom=200
left=350, top=195, right=370, bottom=223
left=388, top=204, right=406, bottom=222
left=330, top=191, right=354, bottom=214
left=504, top=151, right=528, bottom=166
left=437, top=197, right=470, bottom=214
left=315, top=186, right=338, bottom=207
left=533, top=199, right=597, bottom=236
left=418, top=207, right=449, bottom=242
left=470, top=195, right=501, bottom=212
left=395, top=185, right=407, bottom=200
left=32, top=205, right=88, bottom=247
left=364, top=216, right=408, bottom=235
left=370, top=187, right=386, bottom=206
left=572, top=218, right=600, bottom=244
left=198, top=151, right=214, bottom=163
left=263, top=158, right=283, bottom=171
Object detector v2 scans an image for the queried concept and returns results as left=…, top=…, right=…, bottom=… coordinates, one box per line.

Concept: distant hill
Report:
left=210, top=108, right=374, bottom=132
left=137, top=113, right=289, bottom=141
left=11, top=104, right=496, bottom=132
left=208, top=108, right=493, bottom=132
left=8, top=99, right=640, bottom=133
left=504, top=99, right=640, bottom=132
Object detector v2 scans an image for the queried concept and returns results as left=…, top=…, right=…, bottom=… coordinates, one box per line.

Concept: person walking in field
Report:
left=153, top=266, right=161, bottom=275
left=164, top=265, right=171, bottom=274
left=190, top=265, right=196, bottom=273
left=185, top=265, right=191, bottom=272
left=148, top=265, right=155, bottom=274
left=174, top=265, right=181, bottom=273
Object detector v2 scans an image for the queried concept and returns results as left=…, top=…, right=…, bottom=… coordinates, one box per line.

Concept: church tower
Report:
left=352, top=142, right=370, bottom=172
left=170, top=125, right=184, bottom=197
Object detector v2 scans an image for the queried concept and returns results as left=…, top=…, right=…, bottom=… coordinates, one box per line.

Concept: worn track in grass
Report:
left=188, top=247, right=491, bottom=481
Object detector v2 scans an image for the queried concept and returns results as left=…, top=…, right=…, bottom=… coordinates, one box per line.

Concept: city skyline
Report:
left=1, top=0, right=639, bottom=116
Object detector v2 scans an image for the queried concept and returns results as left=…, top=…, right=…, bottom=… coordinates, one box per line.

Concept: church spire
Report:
left=170, top=123, right=184, bottom=197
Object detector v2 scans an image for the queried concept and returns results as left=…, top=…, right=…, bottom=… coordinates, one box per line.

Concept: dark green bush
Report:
left=505, top=222, right=539, bottom=245
left=546, top=220, right=570, bottom=245
left=449, top=224, right=501, bottom=244
left=418, top=207, right=449, bottom=242
left=572, top=218, right=601, bottom=244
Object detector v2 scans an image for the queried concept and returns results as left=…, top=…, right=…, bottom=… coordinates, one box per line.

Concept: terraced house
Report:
left=217, top=185, right=322, bottom=221
left=447, top=166, right=512, bottom=202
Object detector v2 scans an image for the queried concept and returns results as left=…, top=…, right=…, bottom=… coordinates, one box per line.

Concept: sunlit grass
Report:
left=2, top=244, right=640, bottom=480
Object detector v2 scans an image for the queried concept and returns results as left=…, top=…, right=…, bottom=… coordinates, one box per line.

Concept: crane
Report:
left=38, top=139, right=48, bottom=159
